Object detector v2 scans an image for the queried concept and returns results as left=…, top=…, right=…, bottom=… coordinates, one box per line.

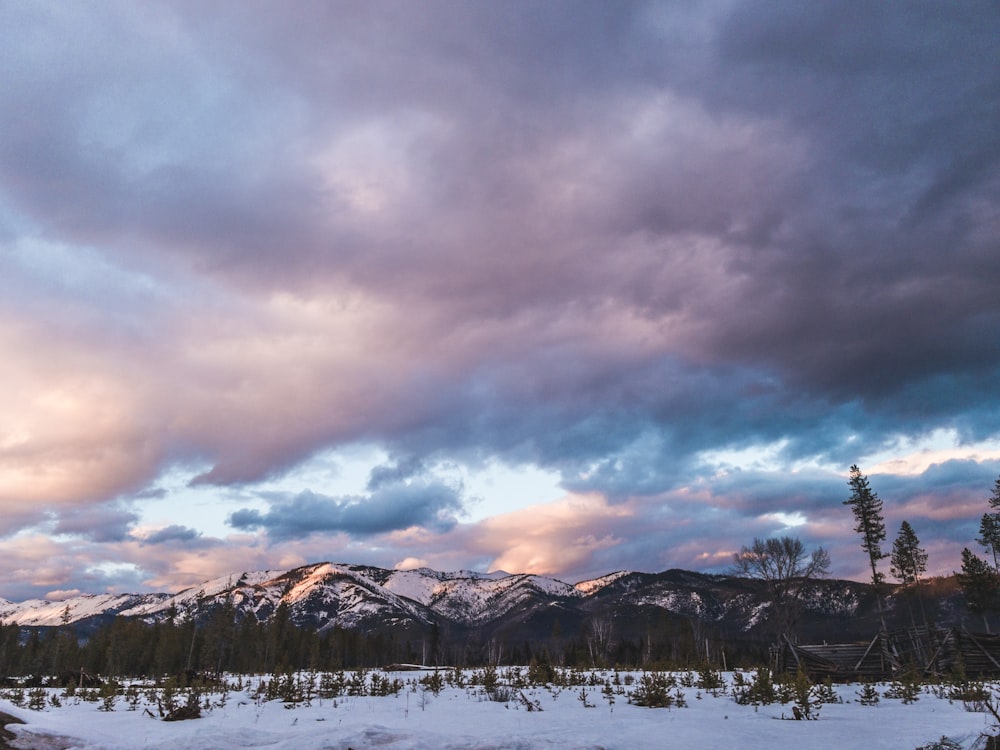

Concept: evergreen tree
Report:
left=978, top=513, right=1000, bottom=571
left=890, top=521, right=927, bottom=586
left=957, top=547, right=999, bottom=633
left=977, top=474, right=1000, bottom=571
left=844, top=465, right=888, bottom=629
left=890, top=520, right=929, bottom=628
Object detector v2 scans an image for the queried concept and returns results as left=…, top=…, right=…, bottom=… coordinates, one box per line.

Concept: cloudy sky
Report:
left=2, top=1, right=999, bottom=601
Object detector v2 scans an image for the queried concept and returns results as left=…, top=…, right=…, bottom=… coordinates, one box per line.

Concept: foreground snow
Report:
left=1, top=671, right=995, bottom=750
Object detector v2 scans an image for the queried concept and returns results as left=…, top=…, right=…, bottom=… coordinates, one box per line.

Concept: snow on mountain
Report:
left=329, top=566, right=581, bottom=626
left=0, top=563, right=591, bottom=630
left=0, top=593, right=170, bottom=627
left=0, top=561, right=898, bottom=638
left=395, top=572, right=582, bottom=626
left=379, top=567, right=467, bottom=605
left=379, top=568, right=516, bottom=605
left=574, top=570, right=632, bottom=595
left=279, top=563, right=434, bottom=629
left=116, top=562, right=437, bottom=630
left=119, top=569, right=287, bottom=620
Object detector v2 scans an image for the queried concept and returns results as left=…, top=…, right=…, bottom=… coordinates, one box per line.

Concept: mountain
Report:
left=0, top=562, right=966, bottom=643
left=0, top=593, right=170, bottom=628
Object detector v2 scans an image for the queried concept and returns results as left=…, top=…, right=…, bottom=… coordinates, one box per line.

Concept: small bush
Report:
left=732, top=668, right=778, bottom=706
left=419, top=670, right=444, bottom=696
left=697, top=665, right=725, bottom=695
left=630, top=672, right=684, bottom=709
left=789, top=669, right=821, bottom=720
left=814, top=678, right=840, bottom=704
left=856, top=681, right=880, bottom=706
left=486, top=685, right=513, bottom=703
left=27, top=687, right=47, bottom=711
left=884, top=673, right=922, bottom=704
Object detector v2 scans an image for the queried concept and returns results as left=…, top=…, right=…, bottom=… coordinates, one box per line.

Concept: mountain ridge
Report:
left=0, top=561, right=965, bottom=643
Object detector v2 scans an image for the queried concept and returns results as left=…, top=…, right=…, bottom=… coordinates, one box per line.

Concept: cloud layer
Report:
left=1, top=1, right=998, bottom=598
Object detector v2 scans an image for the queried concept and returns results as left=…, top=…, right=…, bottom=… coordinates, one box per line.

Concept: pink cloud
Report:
left=468, top=493, right=632, bottom=576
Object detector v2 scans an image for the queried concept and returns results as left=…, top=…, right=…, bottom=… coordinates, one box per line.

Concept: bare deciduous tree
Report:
left=586, top=616, right=613, bottom=667
left=733, top=535, right=830, bottom=639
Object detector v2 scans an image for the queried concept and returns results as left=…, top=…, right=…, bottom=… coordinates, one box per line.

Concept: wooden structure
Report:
left=774, top=627, right=1000, bottom=680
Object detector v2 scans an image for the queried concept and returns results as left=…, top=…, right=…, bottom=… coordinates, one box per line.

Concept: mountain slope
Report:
left=0, top=562, right=965, bottom=642
left=0, top=593, right=170, bottom=627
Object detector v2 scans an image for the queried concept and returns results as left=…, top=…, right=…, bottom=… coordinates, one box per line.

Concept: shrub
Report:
left=419, top=670, right=444, bottom=696
left=630, top=672, right=685, bottom=709
left=486, top=685, right=513, bottom=703
left=697, top=665, right=725, bottom=695
left=884, top=669, right=922, bottom=705
left=318, top=670, right=346, bottom=699
left=789, top=669, right=822, bottom=720
left=732, top=668, right=778, bottom=706
left=27, top=687, right=47, bottom=711
left=856, top=681, right=880, bottom=706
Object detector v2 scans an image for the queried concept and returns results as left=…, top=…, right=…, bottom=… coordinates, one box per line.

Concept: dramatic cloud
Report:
left=0, top=1, right=998, bottom=598
left=139, top=524, right=204, bottom=546
left=229, top=482, right=463, bottom=540
left=52, top=503, right=139, bottom=543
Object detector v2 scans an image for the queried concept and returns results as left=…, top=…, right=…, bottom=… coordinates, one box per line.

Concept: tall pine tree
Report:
left=845, top=464, right=888, bottom=630
left=978, top=474, right=1000, bottom=571
left=890, top=521, right=927, bottom=586
left=957, top=547, right=999, bottom=633
left=890, top=520, right=929, bottom=628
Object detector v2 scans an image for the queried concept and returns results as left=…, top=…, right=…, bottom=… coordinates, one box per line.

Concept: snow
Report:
left=381, top=568, right=455, bottom=606
left=2, top=564, right=596, bottom=631
left=284, top=564, right=342, bottom=604
left=3, top=564, right=761, bottom=631
left=0, top=594, right=169, bottom=628
left=119, top=570, right=287, bottom=620
left=380, top=569, right=578, bottom=609
left=378, top=570, right=580, bottom=625
left=1, top=672, right=994, bottom=749
left=574, top=571, right=632, bottom=596
left=522, top=575, right=580, bottom=598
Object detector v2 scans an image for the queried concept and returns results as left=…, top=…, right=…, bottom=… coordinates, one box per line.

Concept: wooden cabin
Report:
left=773, top=627, right=1000, bottom=680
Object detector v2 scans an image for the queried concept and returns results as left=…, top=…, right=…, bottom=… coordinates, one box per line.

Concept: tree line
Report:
left=0, top=599, right=771, bottom=679
left=733, top=465, right=1000, bottom=640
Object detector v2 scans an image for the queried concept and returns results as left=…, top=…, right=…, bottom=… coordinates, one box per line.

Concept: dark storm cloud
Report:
left=229, top=482, right=463, bottom=541
left=5, top=0, right=996, bottom=415
left=684, top=1, right=1000, bottom=402
left=878, top=460, right=1000, bottom=500
left=1, top=0, right=998, bottom=592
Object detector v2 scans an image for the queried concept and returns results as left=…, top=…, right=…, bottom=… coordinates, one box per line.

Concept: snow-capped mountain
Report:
left=0, top=593, right=170, bottom=628
left=0, top=563, right=616, bottom=632
left=378, top=567, right=582, bottom=625
left=0, top=562, right=936, bottom=641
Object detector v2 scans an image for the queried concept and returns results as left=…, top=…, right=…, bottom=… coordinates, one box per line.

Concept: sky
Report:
left=1, top=1, right=999, bottom=601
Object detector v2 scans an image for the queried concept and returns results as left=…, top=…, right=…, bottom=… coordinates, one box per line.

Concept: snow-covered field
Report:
left=1, top=669, right=994, bottom=750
